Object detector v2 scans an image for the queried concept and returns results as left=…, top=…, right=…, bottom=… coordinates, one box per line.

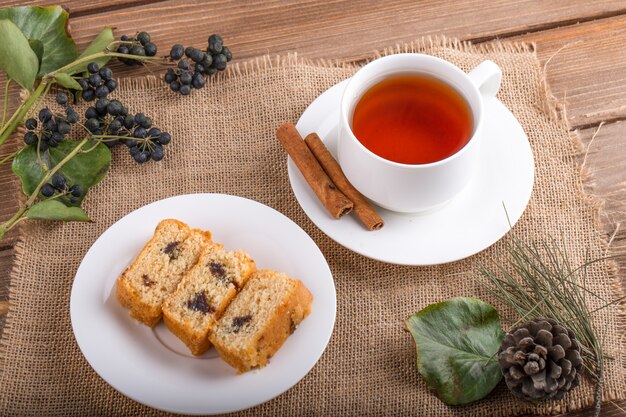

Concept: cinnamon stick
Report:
left=304, top=133, right=384, bottom=231
left=276, top=123, right=353, bottom=219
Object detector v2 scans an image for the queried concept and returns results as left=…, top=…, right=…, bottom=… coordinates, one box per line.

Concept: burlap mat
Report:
left=0, top=38, right=624, bottom=416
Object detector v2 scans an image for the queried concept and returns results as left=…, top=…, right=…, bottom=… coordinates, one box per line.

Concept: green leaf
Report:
left=0, top=6, right=78, bottom=76
left=71, top=27, right=115, bottom=75
left=12, top=140, right=111, bottom=206
left=54, top=73, right=82, bottom=90
left=405, top=297, right=504, bottom=405
left=28, top=38, right=44, bottom=68
left=0, top=20, right=38, bottom=89
left=27, top=199, right=89, bottom=221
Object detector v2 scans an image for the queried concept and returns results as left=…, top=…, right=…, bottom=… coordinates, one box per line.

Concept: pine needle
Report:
left=478, top=234, right=624, bottom=417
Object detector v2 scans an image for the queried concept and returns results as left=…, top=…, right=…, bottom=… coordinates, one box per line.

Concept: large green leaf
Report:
left=27, top=200, right=89, bottom=221
left=71, top=27, right=115, bottom=74
left=0, top=20, right=38, bottom=89
left=0, top=6, right=77, bottom=76
left=12, top=140, right=111, bottom=206
left=406, top=297, right=504, bottom=405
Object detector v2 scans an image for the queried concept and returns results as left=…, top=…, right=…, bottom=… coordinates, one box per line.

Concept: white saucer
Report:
left=288, top=79, right=534, bottom=265
left=70, top=194, right=336, bottom=415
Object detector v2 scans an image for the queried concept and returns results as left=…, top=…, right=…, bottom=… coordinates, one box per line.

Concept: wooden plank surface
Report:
left=514, top=15, right=626, bottom=129
left=0, top=1, right=625, bottom=416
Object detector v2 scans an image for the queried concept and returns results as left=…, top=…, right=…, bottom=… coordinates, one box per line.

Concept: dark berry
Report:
left=208, top=34, right=223, bottom=54
left=133, top=127, right=147, bottom=138
left=41, top=184, right=55, bottom=197
left=85, top=107, right=99, bottom=119
left=117, top=45, right=129, bottom=54
left=140, top=117, right=152, bottom=129
left=123, top=115, right=135, bottom=129
left=95, top=99, right=109, bottom=115
left=178, top=60, right=189, bottom=70
left=213, top=54, right=227, bottom=71
left=78, top=79, right=89, bottom=90
left=192, top=72, right=205, bottom=89
left=88, top=73, right=102, bottom=87
left=70, top=196, right=79, bottom=204
left=38, top=108, right=52, bottom=123
left=144, top=42, right=157, bottom=56
left=107, top=100, right=123, bottom=116
left=105, top=79, right=117, bottom=91
left=109, top=119, right=122, bottom=132
left=66, top=112, right=79, bottom=124
left=206, top=67, right=217, bottom=76
left=87, top=62, right=100, bottom=74
left=180, top=84, right=191, bottom=95
left=70, top=184, right=83, bottom=197
left=195, top=63, right=205, bottom=73
left=121, top=35, right=130, bottom=41
left=25, top=118, right=37, bottom=130
left=201, top=54, right=213, bottom=68
left=57, top=121, right=71, bottom=135
left=164, top=69, right=176, bottom=83
left=129, top=45, right=145, bottom=57
left=134, top=113, right=146, bottom=126
left=85, top=118, right=100, bottom=132
left=95, top=85, right=110, bottom=98
left=56, top=92, right=68, bottom=105
left=82, top=89, right=96, bottom=101
left=45, top=120, right=57, bottom=132
left=170, top=44, right=184, bottom=60
left=179, top=71, right=192, bottom=85
left=189, top=48, right=204, bottom=63
left=51, top=173, right=66, bottom=189
left=151, top=144, right=164, bottom=161
left=158, top=132, right=171, bottom=145
left=147, top=127, right=161, bottom=138
left=49, top=132, right=63, bottom=146
left=126, top=139, right=138, bottom=148
left=99, top=67, right=113, bottom=80
left=222, top=46, right=232, bottom=61
left=133, top=151, right=148, bottom=164
left=24, top=131, right=37, bottom=145
left=120, top=106, right=128, bottom=117
left=137, top=31, right=151, bottom=45
left=169, top=81, right=180, bottom=92
left=185, top=47, right=194, bottom=57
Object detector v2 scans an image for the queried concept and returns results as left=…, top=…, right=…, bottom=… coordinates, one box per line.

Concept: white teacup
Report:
left=337, top=54, right=502, bottom=213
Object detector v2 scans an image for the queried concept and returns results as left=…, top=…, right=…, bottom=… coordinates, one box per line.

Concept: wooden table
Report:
left=0, top=1, right=624, bottom=415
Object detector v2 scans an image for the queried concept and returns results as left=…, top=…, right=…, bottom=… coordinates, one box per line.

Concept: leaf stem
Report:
left=0, top=81, right=49, bottom=147
left=45, top=51, right=164, bottom=79
left=1, top=78, right=11, bottom=128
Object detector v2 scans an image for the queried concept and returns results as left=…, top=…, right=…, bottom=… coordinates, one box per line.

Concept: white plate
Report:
left=70, top=194, right=336, bottom=415
left=289, top=79, right=534, bottom=265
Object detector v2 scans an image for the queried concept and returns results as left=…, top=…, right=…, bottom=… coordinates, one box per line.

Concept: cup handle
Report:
left=467, top=60, right=502, bottom=98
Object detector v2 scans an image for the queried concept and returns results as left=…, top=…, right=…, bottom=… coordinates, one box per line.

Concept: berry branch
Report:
left=0, top=5, right=234, bottom=240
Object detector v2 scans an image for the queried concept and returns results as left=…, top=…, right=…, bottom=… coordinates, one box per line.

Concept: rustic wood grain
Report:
left=0, top=1, right=625, bottom=415
left=513, top=15, right=626, bottom=129
left=578, top=121, right=626, bottom=252
left=0, top=0, right=168, bottom=16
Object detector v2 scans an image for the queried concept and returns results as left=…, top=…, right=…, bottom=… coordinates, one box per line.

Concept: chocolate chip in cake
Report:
left=142, top=274, right=155, bottom=287
left=209, top=262, right=227, bottom=279
left=231, top=314, right=252, bottom=333
left=186, top=291, right=215, bottom=314
left=163, top=241, right=180, bottom=259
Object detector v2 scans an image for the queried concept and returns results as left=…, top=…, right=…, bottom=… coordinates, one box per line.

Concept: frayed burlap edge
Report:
left=1, top=36, right=623, bottom=414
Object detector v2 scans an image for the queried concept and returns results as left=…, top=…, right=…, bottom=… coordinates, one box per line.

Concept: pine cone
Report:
left=498, top=317, right=582, bottom=401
